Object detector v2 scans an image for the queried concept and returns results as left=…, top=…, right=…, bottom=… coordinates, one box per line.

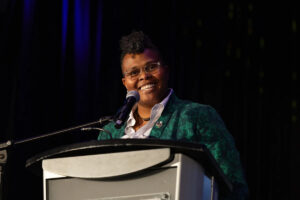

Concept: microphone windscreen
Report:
left=126, top=90, right=140, bottom=102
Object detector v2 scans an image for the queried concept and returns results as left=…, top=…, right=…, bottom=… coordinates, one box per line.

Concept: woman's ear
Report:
left=122, top=78, right=128, bottom=90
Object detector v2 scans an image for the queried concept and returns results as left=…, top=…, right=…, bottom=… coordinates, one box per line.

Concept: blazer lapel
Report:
left=150, top=93, right=180, bottom=139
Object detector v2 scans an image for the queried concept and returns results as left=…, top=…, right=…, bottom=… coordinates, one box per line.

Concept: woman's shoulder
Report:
left=172, top=95, right=217, bottom=114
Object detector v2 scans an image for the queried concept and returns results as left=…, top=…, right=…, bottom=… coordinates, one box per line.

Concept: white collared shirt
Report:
left=122, top=89, right=173, bottom=139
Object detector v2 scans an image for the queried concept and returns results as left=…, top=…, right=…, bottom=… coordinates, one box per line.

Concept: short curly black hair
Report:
left=120, top=31, right=162, bottom=65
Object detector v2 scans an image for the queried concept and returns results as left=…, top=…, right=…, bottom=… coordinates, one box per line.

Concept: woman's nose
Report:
left=138, top=70, right=151, bottom=80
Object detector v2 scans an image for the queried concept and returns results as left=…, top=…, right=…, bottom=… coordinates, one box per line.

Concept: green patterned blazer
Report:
left=98, top=93, right=248, bottom=200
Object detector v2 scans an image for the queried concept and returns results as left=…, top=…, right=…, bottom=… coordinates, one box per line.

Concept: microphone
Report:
left=114, top=90, right=140, bottom=129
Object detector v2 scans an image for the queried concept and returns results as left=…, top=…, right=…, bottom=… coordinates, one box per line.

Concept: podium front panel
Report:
left=46, top=167, right=176, bottom=200
left=43, top=148, right=218, bottom=200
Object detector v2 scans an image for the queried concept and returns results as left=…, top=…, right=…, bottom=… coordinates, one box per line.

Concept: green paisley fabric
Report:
left=98, top=93, right=248, bottom=200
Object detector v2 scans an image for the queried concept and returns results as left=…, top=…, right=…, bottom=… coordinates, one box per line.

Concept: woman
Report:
left=98, top=31, right=248, bottom=200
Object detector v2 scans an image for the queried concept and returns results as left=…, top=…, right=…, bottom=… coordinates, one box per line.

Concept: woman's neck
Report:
left=136, top=104, right=152, bottom=119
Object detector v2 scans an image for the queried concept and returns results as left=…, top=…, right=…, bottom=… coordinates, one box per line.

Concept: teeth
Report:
left=141, top=84, right=155, bottom=90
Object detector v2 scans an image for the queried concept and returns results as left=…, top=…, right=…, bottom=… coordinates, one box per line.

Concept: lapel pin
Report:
left=155, top=121, right=163, bottom=128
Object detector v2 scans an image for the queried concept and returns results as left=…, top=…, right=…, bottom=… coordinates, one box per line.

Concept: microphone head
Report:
left=126, top=90, right=140, bottom=102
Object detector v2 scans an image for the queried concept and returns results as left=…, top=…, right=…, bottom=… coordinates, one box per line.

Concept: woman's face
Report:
left=122, top=49, right=169, bottom=108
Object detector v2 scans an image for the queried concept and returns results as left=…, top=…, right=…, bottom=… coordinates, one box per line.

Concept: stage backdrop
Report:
left=0, top=1, right=298, bottom=199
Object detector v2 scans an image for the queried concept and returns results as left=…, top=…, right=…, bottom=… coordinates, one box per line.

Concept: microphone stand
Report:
left=0, top=116, right=113, bottom=200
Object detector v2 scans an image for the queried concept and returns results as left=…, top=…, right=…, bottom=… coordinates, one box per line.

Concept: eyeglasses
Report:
left=123, top=61, right=161, bottom=79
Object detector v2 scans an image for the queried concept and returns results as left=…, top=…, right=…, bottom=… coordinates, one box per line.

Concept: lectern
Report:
left=26, top=139, right=232, bottom=200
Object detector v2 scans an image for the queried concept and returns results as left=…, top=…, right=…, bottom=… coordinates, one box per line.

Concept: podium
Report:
left=26, top=139, right=232, bottom=200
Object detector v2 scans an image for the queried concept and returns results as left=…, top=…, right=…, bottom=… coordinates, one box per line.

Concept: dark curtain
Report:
left=0, top=1, right=298, bottom=199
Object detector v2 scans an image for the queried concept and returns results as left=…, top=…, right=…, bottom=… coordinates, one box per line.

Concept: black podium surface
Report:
left=26, top=139, right=232, bottom=195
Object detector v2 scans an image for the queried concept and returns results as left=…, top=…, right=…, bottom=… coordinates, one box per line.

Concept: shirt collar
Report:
left=126, top=88, right=173, bottom=123
left=159, top=88, right=173, bottom=107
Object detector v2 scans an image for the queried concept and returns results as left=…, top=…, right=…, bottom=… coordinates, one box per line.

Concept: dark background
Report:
left=0, top=0, right=298, bottom=199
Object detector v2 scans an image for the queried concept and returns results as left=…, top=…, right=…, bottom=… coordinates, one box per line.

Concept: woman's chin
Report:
left=138, top=89, right=168, bottom=107
left=138, top=97, right=159, bottom=108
